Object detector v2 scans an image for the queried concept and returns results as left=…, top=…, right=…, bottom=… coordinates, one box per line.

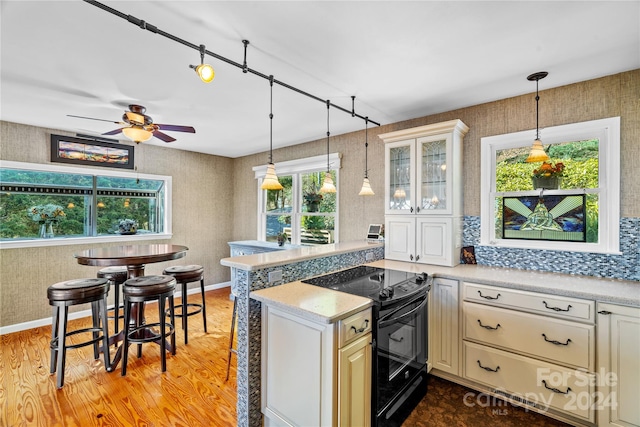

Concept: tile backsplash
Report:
left=463, top=216, right=639, bottom=281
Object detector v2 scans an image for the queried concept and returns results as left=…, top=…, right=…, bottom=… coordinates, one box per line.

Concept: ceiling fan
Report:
left=68, top=104, right=196, bottom=143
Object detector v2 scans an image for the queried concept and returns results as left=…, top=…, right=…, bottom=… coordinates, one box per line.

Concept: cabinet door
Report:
left=384, top=217, right=416, bottom=262
left=597, top=303, right=640, bottom=427
left=416, top=134, right=452, bottom=214
left=385, top=140, right=415, bottom=215
left=430, top=277, right=460, bottom=375
left=339, top=333, right=372, bottom=427
left=416, top=217, right=452, bottom=265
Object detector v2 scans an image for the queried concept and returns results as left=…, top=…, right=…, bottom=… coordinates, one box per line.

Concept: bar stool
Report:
left=225, top=283, right=238, bottom=381
left=162, top=265, right=206, bottom=344
left=121, top=275, right=176, bottom=376
left=47, top=277, right=111, bottom=389
left=97, top=266, right=128, bottom=334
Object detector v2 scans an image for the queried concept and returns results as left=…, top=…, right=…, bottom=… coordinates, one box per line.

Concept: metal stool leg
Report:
left=200, top=278, right=207, bottom=332
left=56, top=306, right=68, bottom=389
left=225, top=296, right=237, bottom=381
left=49, top=305, right=59, bottom=375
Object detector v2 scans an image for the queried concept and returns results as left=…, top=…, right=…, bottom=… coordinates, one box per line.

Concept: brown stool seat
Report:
left=163, top=265, right=207, bottom=344
left=121, top=275, right=176, bottom=375
left=97, top=266, right=128, bottom=335
left=48, top=278, right=111, bottom=388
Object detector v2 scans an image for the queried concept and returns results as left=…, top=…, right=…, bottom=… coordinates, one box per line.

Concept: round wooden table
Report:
left=75, top=244, right=189, bottom=365
left=75, top=244, right=189, bottom=278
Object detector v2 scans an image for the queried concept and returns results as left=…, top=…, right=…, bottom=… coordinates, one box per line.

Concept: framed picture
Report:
left=50, top=134, right=134, bottom=169
left=502, top=194, right=586, bottom=242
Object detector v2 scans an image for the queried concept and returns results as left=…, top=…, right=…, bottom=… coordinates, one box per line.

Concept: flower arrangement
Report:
left=28, top=204, right=65, bottom=224
left=532, top=161, right=565, bottom=178
left=303, top=192, right=323, bottom=204
left=118, top=218, right=138, bottom=234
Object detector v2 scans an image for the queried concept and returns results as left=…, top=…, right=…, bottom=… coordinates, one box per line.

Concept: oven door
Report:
left=375, top=292, right=429, bottom=424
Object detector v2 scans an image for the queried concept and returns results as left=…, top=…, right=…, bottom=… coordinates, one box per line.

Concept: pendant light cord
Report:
left=326, top=99, right=331, bottom=172
left=535, top=79, right=540, bottom=141
left=364, top=117, right=369, bottom=178
left=269, top=75, right=274, bottom=163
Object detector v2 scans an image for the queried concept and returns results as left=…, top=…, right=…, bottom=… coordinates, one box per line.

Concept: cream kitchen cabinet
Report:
left=260, top=304, right=372, bottom=427
left=461, top=281, right=597, bottom=424
left=429, top=277, right=460, bottom=376
left=380, top=120, right=468, bottom=267
left=596, top=303, right=640, bottom=427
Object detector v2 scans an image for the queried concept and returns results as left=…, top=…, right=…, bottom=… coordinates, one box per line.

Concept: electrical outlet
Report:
left=268, top=269, right=283, bottom=283
left=365, top=252, right=374, bottom=261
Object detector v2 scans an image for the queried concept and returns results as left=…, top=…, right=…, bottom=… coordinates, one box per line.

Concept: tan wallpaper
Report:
left=1, top=70, right=638, bottom=328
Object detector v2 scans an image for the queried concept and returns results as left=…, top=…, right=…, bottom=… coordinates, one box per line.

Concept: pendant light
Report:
left=189, top=44, right=215, bottom=83
left=359, top=117, right=375, bottom=196
left=320, top=100, right=336, bottom=193
left=525, top=71, right=550, bottom=163
left=261, top=76, right=283, bottom=190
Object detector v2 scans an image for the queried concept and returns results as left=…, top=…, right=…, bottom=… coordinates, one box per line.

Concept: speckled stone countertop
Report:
left=368, top=260, right=640, bottom=307
left=250, top=281, right=373, bottom=324
left=221, top=240, right=384, bottom=271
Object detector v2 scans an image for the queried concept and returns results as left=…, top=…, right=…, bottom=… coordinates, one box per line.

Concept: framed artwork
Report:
left=50, top=134, right=134, bottom=169
left=502, top=194, right=586, bottom=242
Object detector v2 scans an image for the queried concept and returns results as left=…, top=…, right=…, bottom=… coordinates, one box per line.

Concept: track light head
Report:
left=189, top=44, right=215, bottom=83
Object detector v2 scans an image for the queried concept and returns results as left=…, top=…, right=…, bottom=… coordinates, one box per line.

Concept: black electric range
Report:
left=301, top=265, right=429, bottom=307
left=302, top=265, right=431, bottom=427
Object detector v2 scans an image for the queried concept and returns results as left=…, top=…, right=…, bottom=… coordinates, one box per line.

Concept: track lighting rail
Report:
left=83, top=0, right=381, bottom=127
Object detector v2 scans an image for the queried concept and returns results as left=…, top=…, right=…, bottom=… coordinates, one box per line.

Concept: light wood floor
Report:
left=1, top=288, right=569, bottom=427
left=1, top=288, right=238, bottom=427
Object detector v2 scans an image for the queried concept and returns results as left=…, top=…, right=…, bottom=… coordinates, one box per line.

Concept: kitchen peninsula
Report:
left=220, top=240, right=385, bottom=427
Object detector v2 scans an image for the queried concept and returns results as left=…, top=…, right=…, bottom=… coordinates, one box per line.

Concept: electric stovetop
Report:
left=301, top=265, right=429, bottom=304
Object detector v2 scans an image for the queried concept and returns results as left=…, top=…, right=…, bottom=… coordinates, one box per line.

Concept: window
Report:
left=480, top=117, right=620, bottom=254
left=255, top=154, right=340, bottom=246
left=0, top=161, right=172, bottom=248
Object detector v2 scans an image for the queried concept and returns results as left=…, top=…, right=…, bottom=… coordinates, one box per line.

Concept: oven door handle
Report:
left=378, top=294, right=428, bottom=329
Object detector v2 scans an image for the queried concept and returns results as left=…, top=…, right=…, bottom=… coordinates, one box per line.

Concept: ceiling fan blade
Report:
left=155, top=124, right=196, bottom=133
left=102, top=128, right=123, bottom=136
left=67, top=114, right=124, bottom=125
left=152, top=130, right=176, bottom=143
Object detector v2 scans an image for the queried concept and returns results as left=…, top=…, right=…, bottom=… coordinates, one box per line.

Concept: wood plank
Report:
left=0, top=288, right=237, bottom=427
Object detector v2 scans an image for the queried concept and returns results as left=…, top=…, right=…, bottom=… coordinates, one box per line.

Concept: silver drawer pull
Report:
left=478, top=290, right=501, bottom=300
left=388, top=335, right=404, bottom=343
left=542, top=380, right=572, bottom=395
left=542, top=333, right=572, bottom=346
left=350, top=319, right=369, bottom=334
left=477, top=360, right=500, bottom=372
left=477, top=319, right=501, bottom=330
left=543, top=301, right=572, bottom=312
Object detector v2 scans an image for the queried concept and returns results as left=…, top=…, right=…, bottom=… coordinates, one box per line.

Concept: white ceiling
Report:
left=1, top=1, right=638, bottom=158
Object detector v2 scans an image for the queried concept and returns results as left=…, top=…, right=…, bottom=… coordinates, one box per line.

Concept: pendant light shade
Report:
left=261, top=76, right=283, bottom=191
left=320, top=100, right=336, bottom=193
left=526, top=71, right=550, bottom=163
left=359, top=117, right=374, bottom=196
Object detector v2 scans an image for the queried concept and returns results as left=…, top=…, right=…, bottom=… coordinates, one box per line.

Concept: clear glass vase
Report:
left=39, top=222, right=54, bottom=238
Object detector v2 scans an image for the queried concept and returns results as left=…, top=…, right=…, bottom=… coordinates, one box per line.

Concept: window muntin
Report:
left=0, top=161, right=171, bottom=248
left=255, top=153, right=340, bottom=246
left=480, top=117, right=620, bottom=254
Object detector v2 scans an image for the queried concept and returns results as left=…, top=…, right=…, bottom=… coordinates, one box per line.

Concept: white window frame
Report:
left=0, top=160, right=172, bottom=249
left=253, top=153, right=341, bottom=244
left=480, top=117, right=620, bottom=254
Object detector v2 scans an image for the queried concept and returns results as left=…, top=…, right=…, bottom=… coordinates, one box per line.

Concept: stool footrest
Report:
left=126, top=323, right=175, bottom=345
left=50, top=326, right=105, bottom=351
left=167, top=303, right=203, bottom=318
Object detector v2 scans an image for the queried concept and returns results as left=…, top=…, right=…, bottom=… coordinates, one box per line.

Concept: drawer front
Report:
left=463, top=341, right=595, bottom=422
left=463, top=302, right=595, bottom=370
left=339, top=309, right=372, bottom=347
left=464, top=282, right=595, bottom=323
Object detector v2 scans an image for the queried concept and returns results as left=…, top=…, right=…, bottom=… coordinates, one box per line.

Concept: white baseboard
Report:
left=0, top=281, right=232, bottom=336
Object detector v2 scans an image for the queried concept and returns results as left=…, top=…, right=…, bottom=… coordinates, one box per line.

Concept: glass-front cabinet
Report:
left=381, top=120, right=469, bottom=266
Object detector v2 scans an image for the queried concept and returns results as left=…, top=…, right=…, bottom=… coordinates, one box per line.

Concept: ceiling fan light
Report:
left=359, top=177, right=375, bottom=196
left=261, top=163, right=283, bottom=190
left=195, top=64, right=215, bottom=83
left=122, top=126, right=153, bottom=143
left=525, top=139, right=550, bottom=163
left=320, top=172, right=336, bottom=193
